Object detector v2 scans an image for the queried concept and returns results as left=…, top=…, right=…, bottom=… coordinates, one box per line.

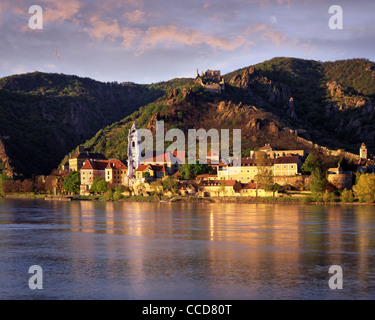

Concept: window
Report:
left=291, top=165, right=294, bottom=169
left=284, top=165, right=287, bottom=169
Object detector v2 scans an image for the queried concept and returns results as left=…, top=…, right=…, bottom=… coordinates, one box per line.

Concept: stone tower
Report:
left=127, top=122, right=141, bottom=178
left=360, top=143, right=368, bottom=160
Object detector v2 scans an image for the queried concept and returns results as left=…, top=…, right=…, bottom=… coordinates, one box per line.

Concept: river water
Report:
left=0, top=198, right=374, bottom=300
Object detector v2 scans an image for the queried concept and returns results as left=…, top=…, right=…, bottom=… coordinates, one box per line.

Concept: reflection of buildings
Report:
left=60, top=202, right=374, bottom=298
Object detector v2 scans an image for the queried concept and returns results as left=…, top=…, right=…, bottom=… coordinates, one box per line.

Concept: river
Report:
left=0, top=199, right=374, bottom=300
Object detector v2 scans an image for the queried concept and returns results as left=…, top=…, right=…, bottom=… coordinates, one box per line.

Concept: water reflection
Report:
left=0, top=199, right=375, bottom=299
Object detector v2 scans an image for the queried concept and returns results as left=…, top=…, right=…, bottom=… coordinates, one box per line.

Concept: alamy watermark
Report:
left=328, top=265, right=343, bottom=290
left=28, top=5, right=43, bottom=30
left=28, top=265, right=43, bottom=290
left=329, top=5, right=343, bottom=30
left=137, top=121, right=241, bottom=166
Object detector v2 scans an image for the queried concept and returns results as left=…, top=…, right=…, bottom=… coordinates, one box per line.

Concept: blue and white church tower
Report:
left=127, top=122, right=141, bottom=179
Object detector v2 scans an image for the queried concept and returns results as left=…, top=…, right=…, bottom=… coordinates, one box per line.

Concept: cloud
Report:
left=139, top=25, right=251, bottom=52
left=86, top=16, right=122, bottom=41
left=244, top=24, right=270, bottom=35
left=123, top=9, right=146, bottom=24
left=42, top=0, right=82, bottom=24
left=261, top=31, right=288, bottom=47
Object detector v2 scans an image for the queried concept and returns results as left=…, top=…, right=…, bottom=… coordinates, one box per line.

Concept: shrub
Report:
left=341, top=189, right=354, bottom=203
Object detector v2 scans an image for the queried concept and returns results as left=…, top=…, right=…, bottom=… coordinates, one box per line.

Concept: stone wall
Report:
left=327, top=173, right=353, bottom=190
left=273, top=175, right=311, bottom=188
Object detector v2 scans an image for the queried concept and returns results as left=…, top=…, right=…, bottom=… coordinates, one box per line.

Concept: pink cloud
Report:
left=86, top=16, right=122, bottom=41
left=123, top=9, right=146, bottom=24
left=139, top=25, right=251, bottom=51
left=41, top=0, right=82, bottom=24
left=261, top=31, right=287, bottom=47
left=244, top=24, right=270, bottom=35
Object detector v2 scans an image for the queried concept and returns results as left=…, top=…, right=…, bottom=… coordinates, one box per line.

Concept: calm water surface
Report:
left=0, top=199, right=374, bottom=300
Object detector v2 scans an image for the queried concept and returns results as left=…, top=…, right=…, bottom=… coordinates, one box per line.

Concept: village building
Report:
left=135, top=164, right=167, bottom=180
left=80, top=159, right=127, bottom=193
left=217, top=159, right=262, bottom=183
left=198, top=180, right=242, bottom=197
left=327, top=164, right=353, bottom=190
left=252, top=144, right=307, bottom=160
left=80, top=159, right=127, bottom=194
left=68, top=146, right=107, bottom=172
left=240, top=183, right=278, bottom=198
left=140, top=151, right=185, bottom=175
left=196, top=174, right=218, bottom=181
left=104, top=160, right=128, bottom=185
left=273, top=156, right=301, bottom=176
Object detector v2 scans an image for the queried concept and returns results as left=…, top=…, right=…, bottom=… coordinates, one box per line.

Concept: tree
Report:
left=180, top=162, right=214, bottom=180
left=302, top=153, right=321, bottom=175
left=309, top=167, right=326, bottom=194
left=162, top=177, right=179, bottom=193
left=254, top=151, right=274, bottom=191
left=353, top=173, right=375, bottom=203
left=20, top=179, right=34, bottom=193
left=63, top=171, right=81, bottom=195
left=90, top=177, right=108, bottom=195
left=0, top=173, right=11, bottom=195
left=341, top=189, right=354, bottom=203
left=180, top=164, right=194, bottom=180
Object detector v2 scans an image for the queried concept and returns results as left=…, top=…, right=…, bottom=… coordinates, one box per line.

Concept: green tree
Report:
left=309, top=167, right=326, bottom=195
left=254, top=151, right=274, bottom=191
left=162, top=177, right=179, bottom=193
left=63, top=171, right=80, bottom=194
left=302, top=153, right=321, bottom=175
left=353, top=173, right=375, bottom=203
left=322, top=190, right=332, bottom=203
left=179, top=164, right=194, bottom=180
left=180, top=162, right=214, bottom=180
left=90, top=177, right=108, bottom=195
left=0, top=173, right=11, bottom=196
left=341, top=189, right=354, bottom=203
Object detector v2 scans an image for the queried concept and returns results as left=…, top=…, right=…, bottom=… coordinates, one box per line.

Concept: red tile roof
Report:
left=196, top=174, right=217, bottom=180
left=136, top=164, right=165, bottom=172
left=242, top=183, right=257, bottom=189
left=81, top=160, right=127, bottom=171
left=274, top=156, right=299, bottom=164
left=259, top=144, right=275, bottom=151
left=136, top=164, right=149, bottom=172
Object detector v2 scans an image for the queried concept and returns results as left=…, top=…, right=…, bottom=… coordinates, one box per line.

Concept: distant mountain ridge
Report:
left=1, top=57, right=375, bottom=177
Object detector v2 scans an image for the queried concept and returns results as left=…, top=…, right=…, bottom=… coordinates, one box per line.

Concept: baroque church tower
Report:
left=360, top=143, right=368, bottom=161
left=127, top=122, right=141, bottom=178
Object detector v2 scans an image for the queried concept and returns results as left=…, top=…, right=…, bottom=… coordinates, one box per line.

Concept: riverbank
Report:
left=2, top=192, right=373, bottom=205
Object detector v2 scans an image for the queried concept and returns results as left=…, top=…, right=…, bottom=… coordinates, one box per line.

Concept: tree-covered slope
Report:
left=0, top=72, right=193, bottom=177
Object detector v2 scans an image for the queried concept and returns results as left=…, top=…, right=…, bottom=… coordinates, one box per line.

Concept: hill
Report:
left=62, top=57, right=375, bottom=170
left=0, top=72, right=193, bottom=177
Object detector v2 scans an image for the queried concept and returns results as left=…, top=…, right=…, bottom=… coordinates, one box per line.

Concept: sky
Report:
left=0, top=0, right=375, bottom=84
